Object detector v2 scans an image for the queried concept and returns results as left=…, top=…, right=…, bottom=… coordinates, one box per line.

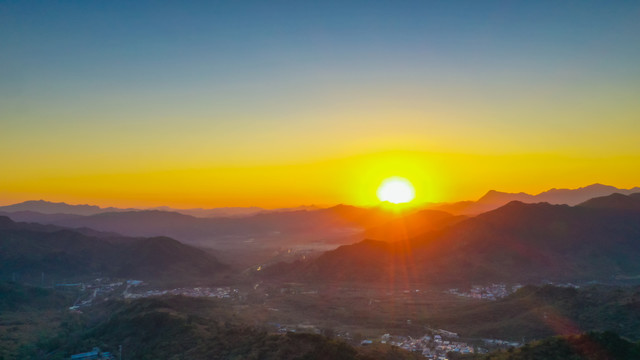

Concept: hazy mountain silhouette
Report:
left=538, top=183, right=640, bottom=202
left=148, top=205, right=320, bottom=218
left=428, top=183, right=640, bottom=215
left=577, top=192, right=640, bottom=211
left=148, top=205, right=265, bottom=218
left=0, top=205, right=422, bottom=270
left=0, top=200, right=132, bottom=216
left=0, top=205, right=415, bottom=247
left=4, top=184, right=638, bottom=219
left=0, top=216, right=225, bottom=283
left=0, top=210, right=83, bottom=224
left=280, top=197, right=640, bottom=286
left=0, top=200, right=321, bottom=219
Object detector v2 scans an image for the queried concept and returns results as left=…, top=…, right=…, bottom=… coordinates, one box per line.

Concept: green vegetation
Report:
left=0, top=281, right=75, bottom=359
left=426, top=285, right=640, bottom=341
left=0, top=216, right=226, bottom=285
left=5, top=281, right=640, bottom=359
left=18, top=296, right=421, bottom=360
left=472, top=332, right=640, bottom=360
left=0, top=281, right=72, bottom=311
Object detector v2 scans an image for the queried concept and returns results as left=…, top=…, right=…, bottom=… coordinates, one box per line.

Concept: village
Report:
left=446, top=283, right=523, bottom=300
left=64, top=278, right=523, bottom=359
left=374, top=329, right=523, bottom=359
left=64, top=278, right=239, bottom=310
left=380, top=332, right=478, bottom=359
left=123, top=284, right=237, bottom=300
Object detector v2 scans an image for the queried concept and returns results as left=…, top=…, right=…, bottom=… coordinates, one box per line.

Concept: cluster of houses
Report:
left=124, top=286, right=237, bottom=299
left=67, top=279, right=130, bottom=310
left=65, top=277, right=239, bottom=311
left=378, top=332, right=478, bottom=359
left=482, top=338, right=522, bottom=347
left=446, top=283, right=523, bottom=300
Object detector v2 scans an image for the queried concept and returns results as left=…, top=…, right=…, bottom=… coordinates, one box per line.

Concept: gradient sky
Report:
left=2, top=1, right=640, bottom=208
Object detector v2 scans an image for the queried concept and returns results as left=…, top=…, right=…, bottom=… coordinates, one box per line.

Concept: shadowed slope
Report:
left=280, top=199, right=640, bottom=286
left=0, top=216, right=226, bottom=283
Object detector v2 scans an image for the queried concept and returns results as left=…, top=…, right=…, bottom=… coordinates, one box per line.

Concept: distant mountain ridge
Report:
left=0, top=204, right=414, bottom=247
left=0, top=200, right=134, bottom=216
left=4, top=184, right=637, bottom=218
left=428, top=183, right=640, bottom=215
left=0, top=200, right=320, bottom=218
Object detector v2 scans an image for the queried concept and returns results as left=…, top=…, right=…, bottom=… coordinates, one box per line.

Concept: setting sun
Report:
left=376, top=177, right=416, bottom=204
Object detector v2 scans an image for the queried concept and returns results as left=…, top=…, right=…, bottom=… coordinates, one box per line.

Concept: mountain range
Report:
left=0, top=200, right=318, bottom=218
left=3, top=184, right=637, bottom=219
left=0, top=204, right=469, bottom=273
left=0, top=204, right=419, bottom=251
left=267, top=193, right=640, bottom=286
left=3, top=183, right=636, bottom=245
left=427, top=183, right=640, bottom=215
left=3, top=186, right=640, bottom=286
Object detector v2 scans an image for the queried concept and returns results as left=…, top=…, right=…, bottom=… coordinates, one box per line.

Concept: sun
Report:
left=376, top=177, right=415, bottom=204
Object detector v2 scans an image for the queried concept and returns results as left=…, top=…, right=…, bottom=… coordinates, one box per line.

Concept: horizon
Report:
left=1, top=182, right=638, bottom=210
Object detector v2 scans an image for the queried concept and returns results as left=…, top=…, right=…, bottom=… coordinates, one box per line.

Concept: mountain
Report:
left=536, top=184, right=640, bottom=205
left=429, top=184, right=640, bottom=215
left=148, top=205, right=265, bottom=218
left=116, top=236, right=226, bottom=279
left=149, top=204, right=320, bottom=218
left=0, top=205, right=420, bottom=270
left=578, top=192, right=640, bottom=211
left=0, top=216, right=226, bottom=283
left=363, top=209, right=466, bottom=241
left=0, top=205, right=414, bottom=249
left=0, top=200, right=321, bottom=219
left=279, top=198, right=640, bottom=286
left=0, top=200, right=131, bottom=216
left=0, top=210, right=84, bottom=224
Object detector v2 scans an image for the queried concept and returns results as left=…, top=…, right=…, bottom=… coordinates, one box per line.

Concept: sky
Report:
left=1, top=1, right=640, bottom=208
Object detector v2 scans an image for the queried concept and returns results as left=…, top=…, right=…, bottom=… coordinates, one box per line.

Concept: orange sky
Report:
left=2, top=151, right=639, bottom=209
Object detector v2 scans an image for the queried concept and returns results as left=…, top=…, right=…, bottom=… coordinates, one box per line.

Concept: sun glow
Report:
left=376, top=177, right=416, bottom=204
